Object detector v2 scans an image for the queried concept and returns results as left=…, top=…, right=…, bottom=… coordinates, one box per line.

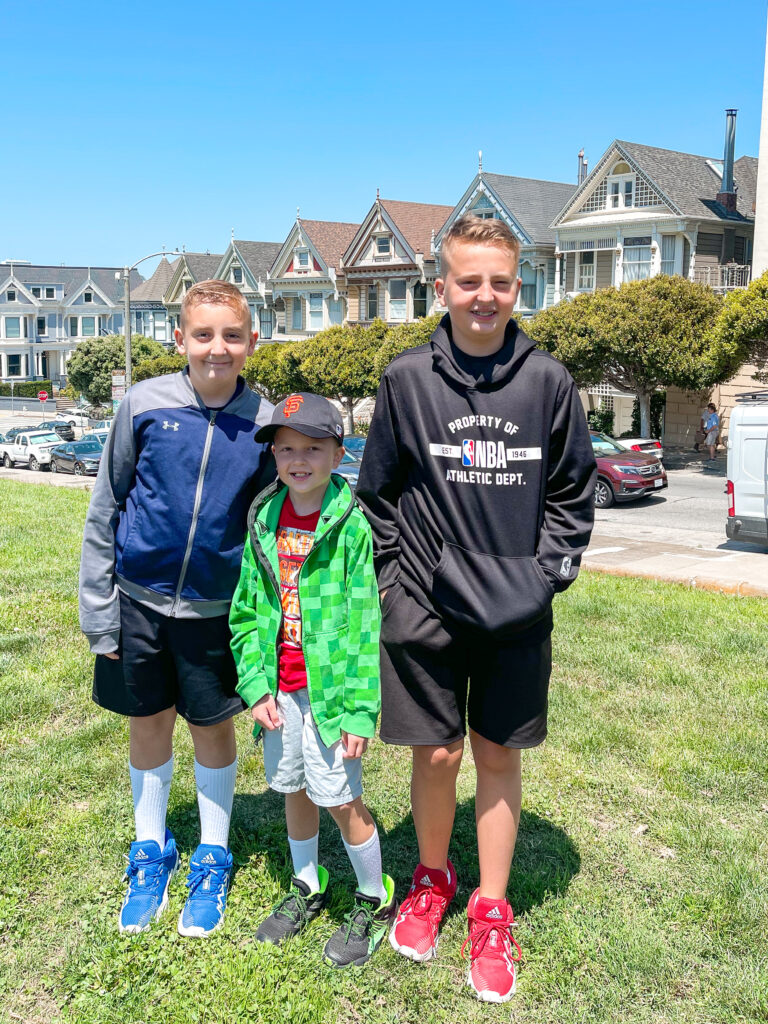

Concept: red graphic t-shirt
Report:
left=276, top=496, right=320, bottom=692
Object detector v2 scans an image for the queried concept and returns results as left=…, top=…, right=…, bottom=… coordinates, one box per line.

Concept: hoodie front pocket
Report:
left=431, top=541, right=554, bottom=637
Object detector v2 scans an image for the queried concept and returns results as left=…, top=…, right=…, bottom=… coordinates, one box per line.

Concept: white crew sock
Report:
left=194, top=757, right=237, bottom=849
left=130, top=755, right=173, bottom=849
left=343, top=827, right=386, bottom=903
left=288, top=833, right=320, bottom=892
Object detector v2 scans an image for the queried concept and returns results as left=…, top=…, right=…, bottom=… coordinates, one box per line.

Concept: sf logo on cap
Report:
left=283, top=394, right=304, bottom=417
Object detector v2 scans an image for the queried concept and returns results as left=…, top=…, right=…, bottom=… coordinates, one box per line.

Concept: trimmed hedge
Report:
left=0, top=380, right=52, bottom=397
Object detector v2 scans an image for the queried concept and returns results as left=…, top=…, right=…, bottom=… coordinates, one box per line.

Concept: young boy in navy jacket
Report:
left=356, top=216, right=596, bottom=1002
left=79, top=280, right=273, bottom=938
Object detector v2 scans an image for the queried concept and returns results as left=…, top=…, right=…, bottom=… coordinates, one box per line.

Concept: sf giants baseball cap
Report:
left=255, top=392, right=344, bottom=445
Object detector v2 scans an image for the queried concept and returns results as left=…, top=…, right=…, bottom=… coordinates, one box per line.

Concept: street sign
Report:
left=38, top=390, right=49, bottom=402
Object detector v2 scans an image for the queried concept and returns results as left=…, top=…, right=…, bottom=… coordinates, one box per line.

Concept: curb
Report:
left=584, top=563, right=768, bottom=598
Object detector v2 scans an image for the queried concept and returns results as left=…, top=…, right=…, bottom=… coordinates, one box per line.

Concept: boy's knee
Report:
left=414, top=741, right=464, bottom=776
left=471, top=735, right=520, bottom=775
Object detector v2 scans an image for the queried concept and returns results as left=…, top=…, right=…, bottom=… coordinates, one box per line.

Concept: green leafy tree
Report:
left=133, top=353, right=187, bottom=383
left=67, top=335, right=165, bottom=405
left=300, top=322, right=387, bottom=433
left=374, top=313, right=442, bottom=380
left=528, top=277, right=725, bottom=435
left=706, top=270, right=768, bottom=385
left=243, top=342, right=309, bottom=402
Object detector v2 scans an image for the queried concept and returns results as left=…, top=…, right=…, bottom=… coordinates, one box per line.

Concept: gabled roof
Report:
left=298, top=220, right=359, bottom=271
left=0, top=264, right=142, bottom=303
left=482, top=174, right=577, bottom=244
left=184, top=253, right=224, bottom=281
left=554, top=141, right=758, bottom=226
left=232, top=240, right=282, bottom=280
left=132, top=257, right=180, bottom=302
left=378, top=200, right=454, bottom=256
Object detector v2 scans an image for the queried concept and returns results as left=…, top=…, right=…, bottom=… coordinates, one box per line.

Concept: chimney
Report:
left=577, top=150, right=588, bottom=185
left=716, top=108, right=738, bottom=213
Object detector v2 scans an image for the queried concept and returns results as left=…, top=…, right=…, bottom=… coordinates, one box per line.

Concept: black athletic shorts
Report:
left=379, top=582, right=551, bottom=749
left=92, top=592, right=244, bottom=726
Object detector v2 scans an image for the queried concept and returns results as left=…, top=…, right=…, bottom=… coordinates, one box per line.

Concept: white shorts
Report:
left=262, top=688, right=363, bottom=808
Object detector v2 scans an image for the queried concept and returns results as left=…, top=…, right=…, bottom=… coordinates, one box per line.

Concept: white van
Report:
left=726, top=392, right=768, bottom=545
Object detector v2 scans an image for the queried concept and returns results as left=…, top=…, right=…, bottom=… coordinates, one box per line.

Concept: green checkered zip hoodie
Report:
left=230, top=473, right=381, bottom=747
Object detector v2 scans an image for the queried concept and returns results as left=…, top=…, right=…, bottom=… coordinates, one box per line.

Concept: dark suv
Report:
left=591, top=431, right=667, bottom=508
left=36, top=419, right=75, bottom=441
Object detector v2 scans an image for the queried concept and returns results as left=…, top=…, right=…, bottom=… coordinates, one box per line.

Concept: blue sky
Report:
left=3, top=0, right=767, bottom=276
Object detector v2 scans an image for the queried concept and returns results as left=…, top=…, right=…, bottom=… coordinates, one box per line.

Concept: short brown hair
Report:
left=180, top=279, right=251, bottom=328
left=440, top=215, right=521, bottom=275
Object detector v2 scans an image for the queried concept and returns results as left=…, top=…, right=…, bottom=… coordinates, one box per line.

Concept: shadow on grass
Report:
left=168, top=790, right=580, bottom=923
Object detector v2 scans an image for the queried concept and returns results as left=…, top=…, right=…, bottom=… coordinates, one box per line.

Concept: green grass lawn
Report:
left=1, top=479, right=767, bottom=1024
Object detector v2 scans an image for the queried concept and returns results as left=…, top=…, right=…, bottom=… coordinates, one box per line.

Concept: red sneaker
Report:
left=388, top=860, right=457, bottom=961
left=462, top=888, right=522, bottom=1003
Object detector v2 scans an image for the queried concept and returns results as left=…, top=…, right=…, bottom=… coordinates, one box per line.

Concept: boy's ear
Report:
left=248, top=330, right=258, bottom=356
left=435, top=277, right=446, bottom=307
left=332, top=444, right=345, bottom=469
left=174, top=327, right=186, bottom=355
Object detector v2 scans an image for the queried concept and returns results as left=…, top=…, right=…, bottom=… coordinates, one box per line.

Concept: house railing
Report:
left=692, top=264, right=751, bottom=291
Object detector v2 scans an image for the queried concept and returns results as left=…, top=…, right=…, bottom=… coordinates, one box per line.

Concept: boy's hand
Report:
left=104, top=652, right=120, bottom=661
left=341, top=732, right=368, bottom=759
left=251, top=694, right=283, bottom=730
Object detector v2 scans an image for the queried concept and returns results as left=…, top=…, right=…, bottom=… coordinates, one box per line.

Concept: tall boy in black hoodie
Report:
left=356, top=216, right=596, bottom=1003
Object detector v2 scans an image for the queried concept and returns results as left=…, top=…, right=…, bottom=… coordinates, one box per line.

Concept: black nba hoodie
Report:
left=356, top=315, right=597, bottom=641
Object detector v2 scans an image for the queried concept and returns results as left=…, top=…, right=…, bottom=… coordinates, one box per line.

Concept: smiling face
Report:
left=435, top=240, right=521, bottom=356
left=272, top=426, right=344, bottom=514
left=174, top=301, right=257, bottom=406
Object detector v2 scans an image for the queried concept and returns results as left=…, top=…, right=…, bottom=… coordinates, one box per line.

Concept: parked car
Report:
left=49, top=439, right=104, bottom=476
left=590, top=431, right=667, bottom=508
left=35, top=419, right=75, bottom=441
left=89, top=418, right=113, bottom=432
left=617, top=436, right=664, bottom=461
left=56, top=408, right=92, bottom=428
left=343, top=435, right=367, bottom=456
left=91, top=429, right=110, bottom=446
left=335, top=451, right=362, bottom=491
left=4, top=425, right=28, bottom=442
left=0, top=430, right=62, bottom=470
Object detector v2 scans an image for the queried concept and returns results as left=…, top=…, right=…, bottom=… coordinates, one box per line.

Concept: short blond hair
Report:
left=180, top=279, right=251, bottom=328
left=440, top=215, right=520, bottom=275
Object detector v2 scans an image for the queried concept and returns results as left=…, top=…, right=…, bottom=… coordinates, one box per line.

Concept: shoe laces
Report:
left=401, top=882, right=444, bottom=919
left=124, top=855, right=163, bottom=891
left=186, top=863, right=226, bottom=900
left=272, top=888, right=311, bottom=926
left=341, top=900, right=376, bottom=943
left=461, top=915, right=522, bottom=963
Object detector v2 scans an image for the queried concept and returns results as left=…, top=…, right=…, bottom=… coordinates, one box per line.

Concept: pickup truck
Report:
left=0, top=430, right=62, bottom=470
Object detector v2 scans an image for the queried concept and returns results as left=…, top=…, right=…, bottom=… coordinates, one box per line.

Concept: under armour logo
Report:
left=162, top=420, right=180, bottom=431
left=486, top=906, right=504, bottom=920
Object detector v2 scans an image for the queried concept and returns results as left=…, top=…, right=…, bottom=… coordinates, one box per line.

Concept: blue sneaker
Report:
left=118, top=830, right=179, bottom=934
left=177, top=844, right=233, bottom=937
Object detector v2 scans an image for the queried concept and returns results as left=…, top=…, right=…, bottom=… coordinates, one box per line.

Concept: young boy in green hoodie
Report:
left=229, top=393, right=397, bottom=967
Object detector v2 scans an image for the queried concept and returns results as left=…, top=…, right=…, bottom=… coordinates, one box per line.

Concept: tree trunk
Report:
left=343, top=397, right=355, bottom=435
left=638, top=392, right=652, bottom=437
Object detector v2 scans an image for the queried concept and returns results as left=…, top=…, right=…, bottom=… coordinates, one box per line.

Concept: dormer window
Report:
left=7, top=289, right=16, bottom=302
left=31, top=286, right=41, bottom=298
left=296, top=250, right=310, bottom=269
left=45, top=287, right=54, bottom=299
left=84, top=291, right=93, bottom=303
left=232, top=266, right=243, bottom=284
left=376, top=235, right=391, bottom=257
left=606, top=162, right=634, bottom=209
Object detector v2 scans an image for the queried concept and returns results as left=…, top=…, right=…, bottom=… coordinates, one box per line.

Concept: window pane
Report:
left=520, top=284, right=537, bottom=309
left=45, top=287, right=54, bottom=298
left=259, top=308, right=273, bottom=340
left=413, top=282, right=427, bottom=319
left=70, top=317, right=78, bottom=335
left=298, top=251, right=309, bottom=266
left=81, top=316, right=96, bottom=336
left=377, top=236, right=390, bottom=253
left=309, top=293, right=322, bottom=329
left=233, top=267, right=243, bottom=283
left=390, top=279, right=406, bottom=300
left=32, top=287, right=41, bottom=298
left=5, top=317, right=20, bottom=338
left=309, top=293, right=322, bottom=310
left=292, top=297, right=302, bottom=329
left=8, top=354, right=21, bottom=375
left=37, top=317, right=46, bottom=334
left=367, top=286, right=378, bottom=320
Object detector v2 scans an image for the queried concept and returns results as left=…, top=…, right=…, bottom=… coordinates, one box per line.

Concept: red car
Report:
left=590, top=431, right=667, bottom=508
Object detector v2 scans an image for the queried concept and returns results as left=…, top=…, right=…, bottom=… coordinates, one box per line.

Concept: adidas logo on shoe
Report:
left=134, top=849, right=150, bottom=861
left=486, top=906, right=504, bottom=920
left=418, top=874, right=434, bottom=887
left=202, top=853, right=217, bottom=865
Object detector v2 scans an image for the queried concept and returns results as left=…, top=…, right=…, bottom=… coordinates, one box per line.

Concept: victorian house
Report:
left=269, top=217, right=359, bottom=339
left=163, top=252, right=224, bottom=332
left=0, top=262, right=141, bottom=384
left=342, top=196, right=453, bottom=326
left=130, top=256, right=178, bottom=345
left=435, top=161, right=576, bottom=317
left=213, top=239, right=282, bottom=339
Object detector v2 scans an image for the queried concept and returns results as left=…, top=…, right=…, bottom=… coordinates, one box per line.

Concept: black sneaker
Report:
left=255, top=866, right=329, bottom=946
left=323, top=874, right=398, bottom=968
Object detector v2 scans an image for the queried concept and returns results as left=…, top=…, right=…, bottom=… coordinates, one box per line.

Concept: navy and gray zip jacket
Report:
left=79, top=368, right=274, bottom=654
